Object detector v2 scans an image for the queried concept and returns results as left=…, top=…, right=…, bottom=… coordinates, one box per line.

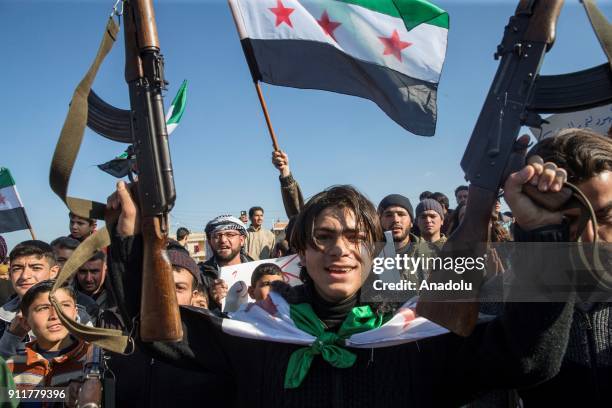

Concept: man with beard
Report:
left=75, top=251, right=117, bottom=311
left=377, top=194, right=435, bottom=285
left=200, top=215, right=253, bottom=311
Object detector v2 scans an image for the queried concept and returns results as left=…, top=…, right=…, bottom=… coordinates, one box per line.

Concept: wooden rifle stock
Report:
left=77, top=378, right=102, bottom=408
left=140, top=215, right=183, bottom=341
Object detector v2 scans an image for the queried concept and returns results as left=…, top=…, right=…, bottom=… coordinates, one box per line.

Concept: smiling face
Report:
left=10, top=255, right=58, bottom=298
left=300, top=207, right=370, bottom=303
left=26, top=288, right=77, bottom=351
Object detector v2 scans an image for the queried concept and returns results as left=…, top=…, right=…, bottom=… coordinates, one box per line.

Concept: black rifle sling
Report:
left=49, top=18, right=129, bottom=354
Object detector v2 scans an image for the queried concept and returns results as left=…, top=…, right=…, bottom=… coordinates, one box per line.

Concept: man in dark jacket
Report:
left=513, top=128, right=612, bottom=407
left=105, top=148, right=576, bottom=407
left=106, top=241, right=228, bottom=407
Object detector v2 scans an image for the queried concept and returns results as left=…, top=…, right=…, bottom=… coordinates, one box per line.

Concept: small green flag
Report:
left=165, top=80, right=188, bottom=134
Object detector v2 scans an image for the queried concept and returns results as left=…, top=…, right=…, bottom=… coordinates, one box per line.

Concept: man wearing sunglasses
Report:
left=200, top=215, right=254, bottom=311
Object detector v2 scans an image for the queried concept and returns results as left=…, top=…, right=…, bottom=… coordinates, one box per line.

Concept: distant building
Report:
left=173, top=231, right=207, bottom=263
left=272, top=219, right=288, bottom=240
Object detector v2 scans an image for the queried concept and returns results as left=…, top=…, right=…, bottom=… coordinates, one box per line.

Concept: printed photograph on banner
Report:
left=219, top=254, right=302, bottom=310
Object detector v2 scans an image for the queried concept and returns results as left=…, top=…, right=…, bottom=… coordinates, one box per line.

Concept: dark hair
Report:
left=448, top=203, right=466, bottom=235
left=419, top=191, right=433, bottom=201
left=9, top=240, right=56, bottom=267
left=454, top=185, right=468, bottom=196
left=528, top=128, right=612, bottom=183
left=195, top=283, right=210, bottom=304
left=0, top=236, right=7, bottom=263
left=50, top=236, right=80, bottom=251
left=291, top=185, right=383, bottom=257
left=285, top=216, right=297, bottom=250
left=431, top=192, right=450, bottom=211
left=251, top=263, right=283, bottom=287
left=249, top=206, right=264, bottom=218
left=19, top=280, right=76, bottom=316
left=176, top=227, right=190, bottom=241
left=87, top=251, right=106, bottom=263
left=68, top=212, right=96, bottom=226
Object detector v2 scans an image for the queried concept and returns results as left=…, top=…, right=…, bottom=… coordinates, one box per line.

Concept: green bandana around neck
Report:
left=284, top=302, right=390, bottom=389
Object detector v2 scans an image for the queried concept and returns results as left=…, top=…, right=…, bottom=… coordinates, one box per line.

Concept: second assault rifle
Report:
left=416, top=0, right=612, bottom=335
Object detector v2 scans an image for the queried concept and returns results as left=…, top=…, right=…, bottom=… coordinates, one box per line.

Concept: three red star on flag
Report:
left=379, top=29, right=412, bottom=62
left=317, top=11, right=341, bottom=41
left=269, top=0, right=295, bottom=28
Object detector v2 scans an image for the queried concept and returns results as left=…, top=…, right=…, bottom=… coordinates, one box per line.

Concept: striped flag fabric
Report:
left=0, top=168, right=30, bottom=234
left=165, top=80, right=188, bottom=135
left=228, top=0, right=449, bottom=135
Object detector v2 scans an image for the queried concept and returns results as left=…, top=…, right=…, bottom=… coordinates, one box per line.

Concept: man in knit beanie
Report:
left=378, top=194, right=434, bottom=283
left=415, top=198, right=447, bottom=249
left=377, top=194, right=415, bottom=252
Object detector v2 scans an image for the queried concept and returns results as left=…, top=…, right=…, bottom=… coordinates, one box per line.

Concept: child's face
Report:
left=191, top=291, right=208, bottom=309
left=26, top=289, right=77, bottom=347
left=249, top=274, right=283, bottom=301
left=10, top=255, right=58, bottom=298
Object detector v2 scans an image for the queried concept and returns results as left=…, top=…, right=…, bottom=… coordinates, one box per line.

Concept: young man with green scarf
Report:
left=106, top=154, right=575, bottom=406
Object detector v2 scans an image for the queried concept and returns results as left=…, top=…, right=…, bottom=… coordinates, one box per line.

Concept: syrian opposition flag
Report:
left=228, top=0, right=449, bottom=136
left=0, top=168, right=30, bottom=233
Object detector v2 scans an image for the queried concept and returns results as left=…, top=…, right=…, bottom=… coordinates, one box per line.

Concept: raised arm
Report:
left=272, top=150, right=304, bottom=218
left=106, top=181, right=233, bottom=375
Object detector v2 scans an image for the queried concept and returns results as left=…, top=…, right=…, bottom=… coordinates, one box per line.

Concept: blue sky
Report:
left=1, top=0, right=610, bottom=250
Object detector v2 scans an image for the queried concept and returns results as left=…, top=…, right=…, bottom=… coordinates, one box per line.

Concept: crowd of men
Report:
left=0, top=127, right=609, bottom=407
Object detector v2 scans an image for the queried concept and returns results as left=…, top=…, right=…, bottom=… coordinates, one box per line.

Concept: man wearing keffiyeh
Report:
left=200, top=215, right=253, bottom=311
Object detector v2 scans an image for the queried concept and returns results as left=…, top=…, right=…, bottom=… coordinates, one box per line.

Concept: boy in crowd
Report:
left=0, top=241, right=92, bottom=358
left=6, top=280, right=90, bottom=397
left=68, top=212, right=96, bottom=243
left=248, top=263, right=284, bottom=301
left=191, top=284, right=209, bottom=309
left=49, top=236, right=80, bottom=270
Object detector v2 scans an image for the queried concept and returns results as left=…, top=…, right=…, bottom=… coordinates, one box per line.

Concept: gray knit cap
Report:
left=415, top=198, right=445, bottom=220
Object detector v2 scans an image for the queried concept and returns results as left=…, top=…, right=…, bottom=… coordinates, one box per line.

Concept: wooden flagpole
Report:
left=25, top=212, right=36, bottom=240
left=253, top=82, right=280, bottom=151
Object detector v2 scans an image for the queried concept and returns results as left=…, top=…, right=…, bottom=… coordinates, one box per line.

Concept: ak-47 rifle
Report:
left=86, top=0, right=182, bottom=343
left=50, top=0, right=183, bottom=347
left=416, top=0, right=612, bottom=336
